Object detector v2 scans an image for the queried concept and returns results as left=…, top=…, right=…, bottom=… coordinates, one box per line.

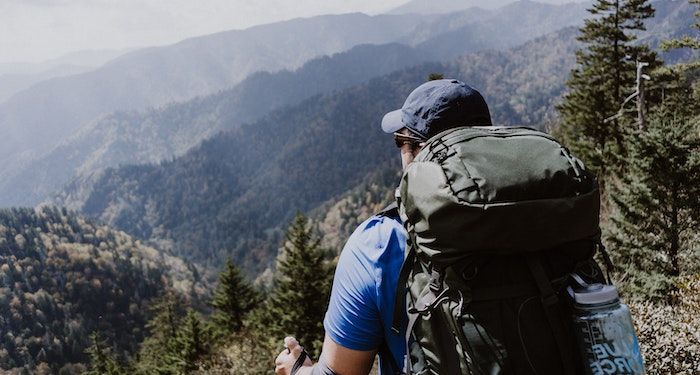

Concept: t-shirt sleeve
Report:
left=323, top=225, right=383, bottom=351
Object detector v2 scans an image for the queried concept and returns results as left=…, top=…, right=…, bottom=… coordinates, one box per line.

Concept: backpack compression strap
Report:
left=527, top=258, right=577, bottom=375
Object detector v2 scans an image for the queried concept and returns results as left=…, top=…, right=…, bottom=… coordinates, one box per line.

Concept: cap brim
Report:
left=381, top=109, right=404, bottom=134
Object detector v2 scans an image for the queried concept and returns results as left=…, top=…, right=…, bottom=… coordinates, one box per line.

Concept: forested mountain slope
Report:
left=2, top=44, right=429, bottom=207
left=640, top=0, right=700, bottom=62
left=0, top=207, right=200, bottom=374
left=404, top=1, right=588, bottom=55
left=60, top=28, right=581, bottom=273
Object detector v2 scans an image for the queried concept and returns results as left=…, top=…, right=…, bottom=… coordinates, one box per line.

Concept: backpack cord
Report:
left=517, top=296, right=541, bottom=375
left=596, top=241, right=615, bottom=285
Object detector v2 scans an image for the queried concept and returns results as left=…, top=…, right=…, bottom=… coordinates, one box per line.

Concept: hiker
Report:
left=275, top=79, right=493, bottom=375
left=275, top=79, right=610, bottom=375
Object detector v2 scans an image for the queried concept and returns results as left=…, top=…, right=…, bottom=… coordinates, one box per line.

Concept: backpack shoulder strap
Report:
left=378, top=339, right=402, bottom=375
left=377, top=202, right=399, bottom=219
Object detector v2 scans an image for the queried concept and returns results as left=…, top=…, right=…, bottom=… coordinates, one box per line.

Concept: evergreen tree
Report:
left=428, top=73, right=445, bottom=81
left=134, top=293, right=186, bottom=375
left=556, top=0, right=658, bottom=183
left=609, top=108, right=700, bottom=300
left=252, top=213, right=334, bottom=359
left=173, top=310, right=211, bottom=374
left=85, top=332, right=123, bottom=375
left=608, top=0, right=700, bottom=301
left=209, top=259, right=261, bottom=338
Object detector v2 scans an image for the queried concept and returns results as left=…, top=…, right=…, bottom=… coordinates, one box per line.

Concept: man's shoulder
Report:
left=338, top=208, right=405, bottom=270
left=349, top=210, right=403, bottom=247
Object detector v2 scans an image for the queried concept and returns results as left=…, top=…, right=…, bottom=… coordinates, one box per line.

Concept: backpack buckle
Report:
left=429, top=269, right=443, bottom=292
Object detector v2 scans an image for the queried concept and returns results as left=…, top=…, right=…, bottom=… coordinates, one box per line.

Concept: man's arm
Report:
left=275, top=217, right=395, bottom=375
left=275, top=335, right=376, bottom=375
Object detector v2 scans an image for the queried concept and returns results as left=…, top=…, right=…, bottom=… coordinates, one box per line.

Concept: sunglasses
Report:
left=393, top=132, right=426, bottom=149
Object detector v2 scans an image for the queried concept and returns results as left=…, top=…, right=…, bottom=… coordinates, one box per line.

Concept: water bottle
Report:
left=572, top=283, right=645, bottom=375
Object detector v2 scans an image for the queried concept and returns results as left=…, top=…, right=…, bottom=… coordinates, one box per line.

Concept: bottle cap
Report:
left=573, top=284, right=619, bottom=306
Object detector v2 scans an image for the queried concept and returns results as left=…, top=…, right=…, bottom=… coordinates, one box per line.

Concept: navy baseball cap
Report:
left=381, top=79, right=492, bottom=139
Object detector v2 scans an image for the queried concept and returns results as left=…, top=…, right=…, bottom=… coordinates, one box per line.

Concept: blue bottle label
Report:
left=575, top=312, right=645, bottom=375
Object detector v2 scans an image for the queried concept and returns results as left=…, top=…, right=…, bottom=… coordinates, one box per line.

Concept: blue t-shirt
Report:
left=323, top=212, right=407, bottom=374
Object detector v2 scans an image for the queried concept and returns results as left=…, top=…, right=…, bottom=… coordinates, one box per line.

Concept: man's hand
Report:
left=275, top=336, right=313, bottom=375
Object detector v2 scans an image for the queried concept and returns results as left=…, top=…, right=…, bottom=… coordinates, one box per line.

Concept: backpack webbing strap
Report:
left=391, top=243, right=415, bottom=334
left=378, top=339, right=402, bottom=375
left=526, top=258, right=577, bottom=375
left=403, top=312, right=420, bottom=374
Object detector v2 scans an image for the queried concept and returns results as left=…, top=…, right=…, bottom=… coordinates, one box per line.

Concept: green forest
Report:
left=0, top=207, right=202, bottom=374
left=0, top=0, right=698, bottom=374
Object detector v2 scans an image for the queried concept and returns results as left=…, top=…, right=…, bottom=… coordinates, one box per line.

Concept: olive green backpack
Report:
left=392, top=126, right=609, bottom=375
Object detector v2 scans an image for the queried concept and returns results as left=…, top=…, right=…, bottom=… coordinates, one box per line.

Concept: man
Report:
left=275, top=79, right=493, bottom=375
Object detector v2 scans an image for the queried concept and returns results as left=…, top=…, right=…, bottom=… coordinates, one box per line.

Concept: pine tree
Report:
left=609, top=107, right=700, bottom=300
left=428, top=73, right=445, bottom=81
left=607, top=0, right=700, bottom=301
left=85, top=332, right=124, bottom=375
left=209, top=259, right=261, bottom=338
left=134, top=293, right=186, bottom=375
left=252, top=213, right=334, bottom=359
left=173, top=310, right=211, bottom=374
left=557, top=0, right=658, bottom=183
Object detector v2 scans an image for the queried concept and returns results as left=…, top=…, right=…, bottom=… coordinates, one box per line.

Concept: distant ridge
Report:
left=58, top=27, right=583, bottom=273
left=0, top=1, right=596, bottom=207
left=388, top=0, right=514, bottom=14
left=0, top=12, right=427, bottom=175
left=388, top=0, right=596, bottom=15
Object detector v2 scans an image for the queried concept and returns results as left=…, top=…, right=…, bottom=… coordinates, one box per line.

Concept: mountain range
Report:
left=0, top=12, right=429, bottom=174
left=56, top=27, right=582, bottom=273
left=47, top=0, right=695, bottom=275
left=0, top=0, right=594, bottom=208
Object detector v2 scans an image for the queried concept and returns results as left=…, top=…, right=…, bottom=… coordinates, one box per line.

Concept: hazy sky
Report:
left=0, top=0, right=576, bottom=64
